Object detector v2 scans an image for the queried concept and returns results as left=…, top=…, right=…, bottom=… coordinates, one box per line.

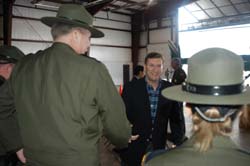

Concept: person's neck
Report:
left=135, top=75, right=140, bottom=79
left=146, top=77, right=160, bottom=90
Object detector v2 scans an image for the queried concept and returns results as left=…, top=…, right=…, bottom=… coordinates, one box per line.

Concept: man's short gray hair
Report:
left=51, top=23, right=86, bottom=40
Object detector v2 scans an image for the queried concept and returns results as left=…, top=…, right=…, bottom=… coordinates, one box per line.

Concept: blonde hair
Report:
left=192, top=107, right=233, bottom=152
left=239, top=105, right=250, bottom=131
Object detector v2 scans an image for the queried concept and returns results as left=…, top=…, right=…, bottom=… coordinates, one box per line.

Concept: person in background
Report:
left=0, top=4, right=131, bottom=166
left=0, top=46, right=24, bottom=86
left=171, top=57, right=186, bottom=85
left=131, top=65, right=144, bottom=82
left=0, top=45, right=25, bottom=166
left=122, top=52, right=186, bottom=166
left=143, top=48, right=250, bottom=166
left=169, top=57, right=187, bottom=138
left=122, top=65, right=144, bottom=94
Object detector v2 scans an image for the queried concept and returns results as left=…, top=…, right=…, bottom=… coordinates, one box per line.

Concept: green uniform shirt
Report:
left=0, top=42, right=131, bottom=166
left=145, top=136, right=250, bottom=166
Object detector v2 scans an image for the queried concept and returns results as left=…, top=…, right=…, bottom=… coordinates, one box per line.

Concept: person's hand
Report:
left=128, top=135, right=139, bottom=143
left=16, top=149, right=26, bottom=164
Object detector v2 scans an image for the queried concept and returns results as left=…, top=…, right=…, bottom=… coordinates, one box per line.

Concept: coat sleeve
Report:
left=121, top=83, right=134, bottom=124
left=94, top=63, right=131, bottom=149
left=169, top=100, right=186, bottom=146
left=0, top=81, right=23, bottom=152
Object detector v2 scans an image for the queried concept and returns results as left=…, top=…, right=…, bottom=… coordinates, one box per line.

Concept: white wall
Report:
left=138, top=16, right=177, bottom=79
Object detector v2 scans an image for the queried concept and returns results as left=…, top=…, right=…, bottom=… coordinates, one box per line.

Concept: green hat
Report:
left=0, top=45, right=25, bottom=64
left=41, top=4, right=104, bottom=38
left=162, top=48, right=250, bottom=105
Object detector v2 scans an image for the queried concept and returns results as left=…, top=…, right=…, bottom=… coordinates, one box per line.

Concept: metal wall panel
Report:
left=12, top=41, right=51, bottom=54
left=12, top=18, right=52, bottom=41
left=95, top=11, right=131, bottom=22
left=149, top=28, right=172, bottom=44
left=91, top=29, right=131, bottom=47
left=89, top=46, right=131, bottom=62
left=94, top=18, right=131, bottom=30
left=13, top=6, right=56, bottom=19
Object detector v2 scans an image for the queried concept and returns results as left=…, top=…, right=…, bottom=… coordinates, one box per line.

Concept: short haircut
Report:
left=133, top=65, right=144, bottom=75
left=172, top=58, right=181, bottom=65
left=144, top=52, right=163, bottom=64
left=51, top=23, right=86, bottom=40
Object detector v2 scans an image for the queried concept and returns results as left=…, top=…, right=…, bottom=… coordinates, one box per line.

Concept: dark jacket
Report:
left=0, top=76, right=4, bottom=87
left=171, top=68, right=186, bottom=85
left=145, top=136, right=250, bottom=166
left=0, top=42, right=131, bottom=166
left=122, top=78, right=185, bottom=165
left=0, top=76, right=6, bottom=156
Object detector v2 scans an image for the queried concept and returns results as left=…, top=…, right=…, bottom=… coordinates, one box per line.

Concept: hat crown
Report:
left=57, top=4, right=93, bottom=26
left=0, top=46, right=24, bottom=61
left=187, top=48, right=244, bottom=86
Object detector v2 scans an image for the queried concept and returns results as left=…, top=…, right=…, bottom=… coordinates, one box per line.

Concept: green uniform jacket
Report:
left=0, top=76, right=23, bottom=156
left=145, top=136, right=250, bottom=166
left=0, top=43, right=131, bottom=166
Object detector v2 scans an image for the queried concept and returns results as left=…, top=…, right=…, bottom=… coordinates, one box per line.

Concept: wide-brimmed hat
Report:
left=0, top=45, right=25, bottom=64
left=41, top=4, right=104, bottom=38
left=162, top=48, right=250, bottom=105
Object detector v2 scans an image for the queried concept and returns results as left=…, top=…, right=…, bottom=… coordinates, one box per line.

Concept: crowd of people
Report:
left=0, top=3, right=249, bottom=166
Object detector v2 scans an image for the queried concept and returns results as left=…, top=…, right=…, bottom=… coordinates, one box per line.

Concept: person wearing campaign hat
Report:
left=142, top=48, right=250, bottom=166
left=0, top=4, right=130, bottom=166
left=0, top=45, right=24, bottom=166
left=0, top=45, right=25, bottom=86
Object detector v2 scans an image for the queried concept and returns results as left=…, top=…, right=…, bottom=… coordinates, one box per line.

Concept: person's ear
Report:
left=6, top=63, right=14, bottom=72
left=72, top=30, right=79, bottom=42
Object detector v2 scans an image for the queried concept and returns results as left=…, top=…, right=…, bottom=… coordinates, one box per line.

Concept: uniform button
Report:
left=146, top=139, right=150, bottom=142
left=152, top=127, right=154, bottom=130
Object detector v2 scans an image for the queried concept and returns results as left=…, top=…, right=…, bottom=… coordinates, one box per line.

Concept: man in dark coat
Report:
left=130, top=65, right=144, bottom=83
left=0, top=4, right=131, bottom=166
left=122, top=52, right=186, bottom=166
left=123, top=65, right=144, bottom=93
left=0, top=45, right=25, bottom=166
left=171, top=58, right=186, bottom=85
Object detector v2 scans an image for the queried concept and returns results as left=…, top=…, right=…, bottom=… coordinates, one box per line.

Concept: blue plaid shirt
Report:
left=146, top=79, right=162, bottom=124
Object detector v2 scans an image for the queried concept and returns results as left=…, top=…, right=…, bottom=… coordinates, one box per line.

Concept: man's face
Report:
left=72, top=28, right=91, bottom=54
left=145, top=58, right=163, bottom=82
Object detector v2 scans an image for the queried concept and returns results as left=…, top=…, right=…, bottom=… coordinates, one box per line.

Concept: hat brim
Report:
left=41, top=17, right=104, bottom=38
left=162, top=85, right=250, bottom=105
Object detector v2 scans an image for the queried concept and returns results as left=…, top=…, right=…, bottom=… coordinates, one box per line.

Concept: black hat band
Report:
left=0, top=55, right=18, bottom=64
left=57, top=16, right=93, bottom=27
left=182, top=82, right=244, bottom=96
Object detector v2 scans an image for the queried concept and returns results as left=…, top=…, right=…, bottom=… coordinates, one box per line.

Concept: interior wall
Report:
left=139, top=15, right=178, bottom=79
left=11, top=0, right=132, bottom=86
